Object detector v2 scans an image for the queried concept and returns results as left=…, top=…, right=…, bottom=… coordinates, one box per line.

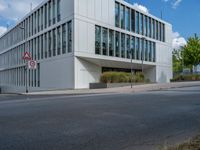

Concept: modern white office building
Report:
left=0, top=0, right=173, bottom=93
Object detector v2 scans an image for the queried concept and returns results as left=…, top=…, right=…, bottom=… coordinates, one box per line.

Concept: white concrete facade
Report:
left=0, top=0, right=173, bottom=93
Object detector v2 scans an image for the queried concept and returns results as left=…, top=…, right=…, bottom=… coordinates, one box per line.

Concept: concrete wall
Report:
left=74, top=57, right=101, bottom=89
left=74, top=0, right=115, bottom=26
left=155, top=24, right=173, bottom=83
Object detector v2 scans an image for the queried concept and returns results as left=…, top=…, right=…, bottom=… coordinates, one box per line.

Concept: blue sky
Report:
left=0, top=0, right=199, bottom=49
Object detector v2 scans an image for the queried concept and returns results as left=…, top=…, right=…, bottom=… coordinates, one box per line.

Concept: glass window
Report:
left=158, top=22, right=160, bottom=41
left=120, top=5, right=125, bottom=29
left=41, top=7, right=43, bottom=30
left=31, top=15, right=33, bottom=36
left=38, top=11, right=40, bottom=32
left=131, top=10, right=135, bottom=32
left=136, top=37, right=139, bottom=60
left=45, top=33, right=47, bottom=58
left=115, top=2, right=120, bottom=28
left=160, top=22, right=162, bottom=41
left=45, top=4, right=47, bottom=28
left=131, top=36, right=135, bottom=59
left=162, top=24, right=165, bottom=42
left=135, top=12, right=139, bottom=34
left=109, top=30, right=114, bottom=56
left=57, top=0, right=61, bottom=22
left=28, top=17, right=31, bottom=37
left=156, top=21, right=159, bottom=40
left=121, top=33, right=125, bottom=58
left=144, top=16, right=147, bottom=36
left=62, top=24, right=66, bottom=54
left=34, top=13, right=37, bottom=34
left=153, top=42, right=156, bottom=62
left=102, top=28, right=108, bottom=56
left=53, top=0, right=56, bottom=24
left=57, top=26, right=61, bottom=55
left=152, top=19, right=155, bottom=39
left=41, top=35, right=44, bottom=59
left=38, top=36, right=40, bottom=60
left=149, top=17, right=151, bottom=38
left=125, top=7, right=130, bottom=31
left=139, top=13, right=143, bottom=35
left=53, top=29, right=56, bottom=56
left=149, top=41, right=152, bottom=62
left=38, top=63, right=40, bottom=87
left=48, top=1, right=51, bottom=26
left=95, top=26, right=101, bottom=55
left=140, top=38, right=144, bottom=61
left=145, top=40, right=148, bottom=61
left=147, top=17, right=150, bottom=37
left=68, top=21, right=72, bottom=53
left=126, top=35, right=130, bottom=59
left=115, top=31, right=120, bottom=57
left=48, top=31, right=52, bottom=57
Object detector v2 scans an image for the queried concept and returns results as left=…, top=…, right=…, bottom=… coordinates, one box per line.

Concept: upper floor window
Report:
left=95, top=26, right=101, bottom=55
left=125, top=7, right=130, bottom=31
left=67, top=21, right=72, bottom=53
left=57, top=0, right=61, bottom=22
left=120, top=5, right=125, bottom=29
left=115, top=2, right=165, bottom=43
left=115, top=2, right=120, bottom=27
left=53, top=0, right=56, bottom=24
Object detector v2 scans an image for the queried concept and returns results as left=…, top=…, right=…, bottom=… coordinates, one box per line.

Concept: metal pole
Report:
left=131, top=50, right=133, bottom=88
left=20, top=26, right=28, bottom=93
left=25, top=37, right=29, bottom=93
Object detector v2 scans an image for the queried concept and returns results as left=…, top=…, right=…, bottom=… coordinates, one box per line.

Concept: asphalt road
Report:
left=0, top=86, right=200, bottom=150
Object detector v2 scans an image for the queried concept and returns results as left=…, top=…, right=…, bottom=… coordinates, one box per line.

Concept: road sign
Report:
left=22, top=52, right=32, bottom=60
left=28, top=60, right=37, bottom=69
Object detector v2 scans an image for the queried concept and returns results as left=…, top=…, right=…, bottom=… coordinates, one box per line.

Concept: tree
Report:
left=182, top=34, right=200, bottom=72
left=172, top=49, right=183, bottom=73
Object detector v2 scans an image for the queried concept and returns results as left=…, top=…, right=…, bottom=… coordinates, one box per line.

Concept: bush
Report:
left=100, top=72, right=148, bottom=83
left=171, top=74, right=200, bottom=82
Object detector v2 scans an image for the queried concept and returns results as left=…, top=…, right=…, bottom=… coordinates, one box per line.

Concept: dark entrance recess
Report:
left=102, top=67, right=141, bottom=73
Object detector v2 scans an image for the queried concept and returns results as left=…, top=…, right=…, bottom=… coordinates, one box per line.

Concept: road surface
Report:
left=0, top=86, right=200, bottom=150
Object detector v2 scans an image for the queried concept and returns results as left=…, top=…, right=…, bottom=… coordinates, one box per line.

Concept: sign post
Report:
left=22, top=52, right=32, bottom=93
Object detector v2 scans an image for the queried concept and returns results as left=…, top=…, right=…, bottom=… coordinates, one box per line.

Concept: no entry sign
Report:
left=28, top=60, right=37, bottom=69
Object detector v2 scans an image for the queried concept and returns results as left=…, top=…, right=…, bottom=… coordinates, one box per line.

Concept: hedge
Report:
left=171, top=74, right=200, bottom=82
left=100, top=72, right=149, bottom=83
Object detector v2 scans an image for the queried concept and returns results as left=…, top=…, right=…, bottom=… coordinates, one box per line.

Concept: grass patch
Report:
left=159, top=134, right=200, bottom=150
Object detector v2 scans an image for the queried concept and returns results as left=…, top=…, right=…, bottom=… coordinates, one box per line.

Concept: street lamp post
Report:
left=20, top=26, right=29, bottom=93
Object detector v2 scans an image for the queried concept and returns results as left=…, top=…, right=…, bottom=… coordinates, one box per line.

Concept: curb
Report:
left=19, top=82, right=200, bottom=96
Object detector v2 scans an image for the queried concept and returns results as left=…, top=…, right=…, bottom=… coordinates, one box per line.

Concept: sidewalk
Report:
left=23, top=81, right=200, bottom=96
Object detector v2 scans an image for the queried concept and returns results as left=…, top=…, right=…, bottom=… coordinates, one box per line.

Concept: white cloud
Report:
left=0, top=2, right=6, bottom=11
left=172, top=32, right=187, bottom=50
left=133, top=3, right=149, bottom=13
left=162, top=0, right=183, bottom=9
left=0, top=0, right=42, bottom=21
left=172, top=0, right=182, bottom=9
left=0, top=26, right=7, bottom=36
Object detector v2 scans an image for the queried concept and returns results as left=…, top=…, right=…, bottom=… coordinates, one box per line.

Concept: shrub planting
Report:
left=171, top=74, right=200, bottom=82
left=100, top=72, right=148, bottom=83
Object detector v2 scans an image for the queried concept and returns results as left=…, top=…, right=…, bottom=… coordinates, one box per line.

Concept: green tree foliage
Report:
left=182, top=34, right=200, bottom=70
left=172, top=49, right=183, bottom=73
